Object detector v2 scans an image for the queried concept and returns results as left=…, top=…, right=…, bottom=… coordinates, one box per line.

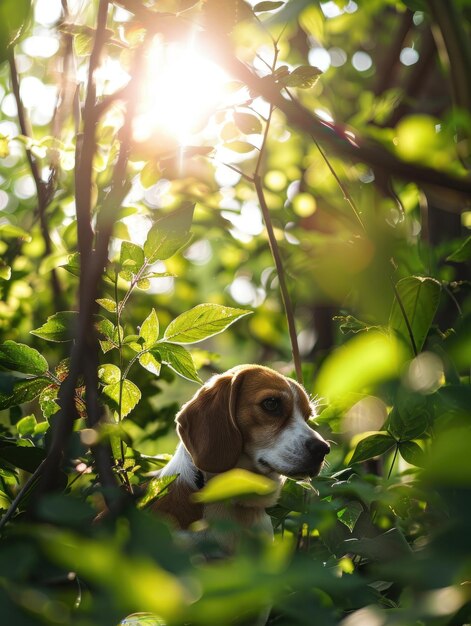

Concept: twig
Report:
left=251, top=46, right=303, bottom=383
left=75, top=0, right=110, bottom=263
left=254, top=173, right=303, bottom=384
left=212, top=40, right=471, bottom=196
left=0, top=460, right=45, bottom=532
left=8, top=49, right=63, bottom=309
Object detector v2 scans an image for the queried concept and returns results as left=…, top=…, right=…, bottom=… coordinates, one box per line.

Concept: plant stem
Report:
left=387, top=445, right=399, bottom=479
left=254, top=173, right=303, bottom=384
left=0, top=461, right=45, bottom=533
left=8, top=49, right=63, bottom=310
left=250, top=47, right=303, bottom=383
left=390, top=277, right=418, bottom=357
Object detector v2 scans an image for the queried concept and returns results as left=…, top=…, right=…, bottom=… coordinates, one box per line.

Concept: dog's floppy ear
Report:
left=176, top=369, right=245, bottom=473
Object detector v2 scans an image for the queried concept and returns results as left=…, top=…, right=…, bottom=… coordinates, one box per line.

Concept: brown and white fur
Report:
left=151, top=364, right=330, bottom=543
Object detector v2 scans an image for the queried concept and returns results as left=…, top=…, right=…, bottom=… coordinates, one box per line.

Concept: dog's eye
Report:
left=261, top=397, right=281, bottom=413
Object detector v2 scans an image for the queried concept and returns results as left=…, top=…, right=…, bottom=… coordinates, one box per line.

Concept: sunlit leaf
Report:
left=163, top=303, right=251, bottom=344
left=144, top=202, right=195, bottom=263
left=0, top=223, right=31, bottom=241
left=253, top=1, right=284, bottom=11
left=0, top=377, right=50, bottom=410
left=120, top=241, right=145, bottom=272
left=315, top=331, right=406, bottom=402
left=389, top=277, right=441, bottom=355
left=137, top=277, right=151, bottom=290
left=31, top=311, right=79, bottom=342
left=16, top=414, right=37, bottom=437
left=0, top=341, right=48, bottom=375
left=0, top=263, right=11, bottom=280
left=139, top=309, right=159, bottom=347
left=193, top=468, right=277, bottom=503
left=350, top=433, right=396, bottom=464
left=144, top=229, right=193, bottom=263
left=137, top=474, right=178, bottom=509
left=0, top=134, right=9, bottom=158
left=233, top=112, right=263, bottom=134
left=140, top=161, right=161, bottom=188
left=138, top=352, right=161, bottom=376
left=150, top=343, right=201, bottom=383
left=98, top=363, right=121, bottom=385
left=74, top=32, right=92, bottom=56
left=96, top=298, right=117, bottom=312
left=223, top=141, right=257, bottom=153
left=102, top=379, right=141, bottom=417
left=283, top=65, right=322, bottom=88
left=39, top=384, right=60, bottom=418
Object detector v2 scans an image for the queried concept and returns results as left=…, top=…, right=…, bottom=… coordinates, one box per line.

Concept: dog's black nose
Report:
left=305, top=437, right=330, bottom=459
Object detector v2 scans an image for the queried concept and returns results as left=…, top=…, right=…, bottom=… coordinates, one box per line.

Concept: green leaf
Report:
left=446, top=236, right=471, bottom=262
left=120, top=241, right=145, bottom=272
left=399, top=441, right=425, bottom=467
left=144, top=203, right=195, bottom=262
left=60, top=252, right=81, bottom=277
left=137, top=278, right=151, bottom=290
left=74, top=32, right=92, bottom=56
left=389, top=277, right=441, bottom=355
left=0, top=444, right=45, bottom=474
left=0, top=263, right=11, bottom=280
left=16, top=414, right=37, bottom=436
left=98, top=364, right=121, bottom=385
left=0, top=134, right=9, bottom=158
left=31, top=311, right=79, bottom=342
left=337, top=501, right=363, bottom=532
left=223, top=141, right=257, bottom=153
left=387, top=392, right=430, bottom=441
left=334, top=314, right=377, bottom=335
left=140, top=161, right=161, bottom=188
left=253, top=1, right=284, bottom=11
left=344, top=528, right=411, bottom=561
left=139, top=309, right=159, bottom=347
left=314, top=331, right=406, bottom=403
left=350, top=433, right=396, bottom=464
left=193, top=468, right=277, bottom=503
left=0, top=341, right=48, bottom=375
left=0, top=223, right=31, bottom=241
left=163, top=304, right=251, bottom=344
left=283, top=65, right=322, bottom=88
left=102, top=379, right=141, bottom=418
left=233, top=112, right=263, bottom=135
left=39, top=384, right=59, bottom=418
left=150, top=343, right=201, bottom=383
left=0, top=377, right=50, bottom=410
left=96, top=298, right=117, bottom=312
left=144, top=229, right=192, bottom=263
left=137, top=474, right=178, bottom=509
left=138, top=352, right=161, bottom=376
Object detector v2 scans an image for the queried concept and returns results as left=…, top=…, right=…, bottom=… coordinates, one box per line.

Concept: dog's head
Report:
left=176, top=364, right=330, bottom=477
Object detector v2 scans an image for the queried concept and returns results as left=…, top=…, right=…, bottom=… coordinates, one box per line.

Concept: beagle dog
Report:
left=151, top=364, right=330, bottom=539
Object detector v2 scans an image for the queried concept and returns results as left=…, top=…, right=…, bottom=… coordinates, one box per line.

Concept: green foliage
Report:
left=193, top=468, right=277, bottom=503
left=0, top=0, right=470, bottom=625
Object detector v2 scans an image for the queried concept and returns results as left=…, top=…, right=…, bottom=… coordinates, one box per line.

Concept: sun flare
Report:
left=134, top=37, right=229, bottom=145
